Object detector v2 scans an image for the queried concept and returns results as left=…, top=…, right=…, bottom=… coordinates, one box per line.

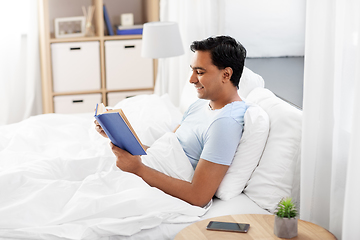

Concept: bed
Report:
left=0, top=67, right=302, bottom=240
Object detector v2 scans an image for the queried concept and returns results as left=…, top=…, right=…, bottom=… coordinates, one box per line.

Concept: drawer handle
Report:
left=70, top=47, right=81, bottom=50
left=72, top=99, right=83, bottom=103
left=124, top=45, right=135, bottom=49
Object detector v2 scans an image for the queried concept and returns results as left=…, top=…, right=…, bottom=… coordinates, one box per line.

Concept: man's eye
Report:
left=197, top=71, right=204, bottom=75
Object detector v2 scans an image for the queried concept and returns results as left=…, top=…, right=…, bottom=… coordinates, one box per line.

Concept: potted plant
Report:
left=274, top=197, right=298, bottom=238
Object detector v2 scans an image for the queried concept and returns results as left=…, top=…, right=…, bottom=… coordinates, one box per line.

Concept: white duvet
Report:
left=0, top=96, right=207, bottom=240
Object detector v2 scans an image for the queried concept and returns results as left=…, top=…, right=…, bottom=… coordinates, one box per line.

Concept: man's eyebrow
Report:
left=190, top=65, right=206, bottom=71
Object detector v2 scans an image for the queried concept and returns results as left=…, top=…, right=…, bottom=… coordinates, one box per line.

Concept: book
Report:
left=116, top=28, right=143, bottom=35
left=103, top=5, right=114, bottom=36
left=94, top=103, right=146, bottom=155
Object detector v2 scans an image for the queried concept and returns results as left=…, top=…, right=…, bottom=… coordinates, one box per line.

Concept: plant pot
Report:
left=274, top=216, right=298, bottom=239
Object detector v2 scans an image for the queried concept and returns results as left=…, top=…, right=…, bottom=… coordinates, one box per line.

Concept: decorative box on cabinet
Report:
left=107, top=90, right=154, bottom=107
left=53, top=93, right=102, bottom=114
left=51, top=41, right=101, bottom=92
left=105, top=40, right=153, bottom=90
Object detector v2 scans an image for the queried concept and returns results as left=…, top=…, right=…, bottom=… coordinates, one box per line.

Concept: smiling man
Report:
left=97, top=36, right=248, bottom=207
left=176, top=36, right=248, bottom=171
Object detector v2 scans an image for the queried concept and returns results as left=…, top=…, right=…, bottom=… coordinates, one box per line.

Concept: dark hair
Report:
left=190, top=36, right=246, bottom=88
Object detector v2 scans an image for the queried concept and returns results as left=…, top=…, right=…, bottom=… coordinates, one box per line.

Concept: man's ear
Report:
left=222, top=67, right=233, bottom=82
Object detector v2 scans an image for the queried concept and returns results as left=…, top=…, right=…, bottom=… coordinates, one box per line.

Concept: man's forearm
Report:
left=136, top=164, right=208, bottom=207
left=111, top=143, right=227, bottom=207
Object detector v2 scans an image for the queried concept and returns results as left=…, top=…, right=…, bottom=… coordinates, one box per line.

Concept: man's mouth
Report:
left=195, top=86, right=204, bottom=90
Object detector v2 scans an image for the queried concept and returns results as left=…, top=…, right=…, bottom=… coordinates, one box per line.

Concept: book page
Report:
left=95, top=103, right=106, bottom=115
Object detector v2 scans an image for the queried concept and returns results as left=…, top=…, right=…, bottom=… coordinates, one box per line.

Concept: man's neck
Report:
left=209, top=89, right=242, bottom=110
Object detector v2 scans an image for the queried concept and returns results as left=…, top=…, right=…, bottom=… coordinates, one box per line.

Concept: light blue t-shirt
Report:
left=175, top=99, right=248, bottom=169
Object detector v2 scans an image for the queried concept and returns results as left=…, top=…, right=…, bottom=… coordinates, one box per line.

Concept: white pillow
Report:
left=113, top=94, right=183, bottom=147
left=215, top=103, right=269, bottom=200
left=238, top=67, right=265, bottom=99
left=243, top=88, right=302, bottom=213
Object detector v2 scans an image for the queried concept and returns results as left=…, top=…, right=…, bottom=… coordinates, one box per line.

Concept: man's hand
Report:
left=109, top=143, right=229, bottom=207
left=94, top=120, right=108, bottom=138
left=110, top=142, right=143, bottom=174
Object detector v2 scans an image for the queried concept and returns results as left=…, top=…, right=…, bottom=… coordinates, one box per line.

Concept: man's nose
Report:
left=189, top=72, right=198, bottom=84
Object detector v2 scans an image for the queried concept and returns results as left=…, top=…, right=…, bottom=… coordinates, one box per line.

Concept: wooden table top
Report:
left=174, top=214, right=337, bottom=240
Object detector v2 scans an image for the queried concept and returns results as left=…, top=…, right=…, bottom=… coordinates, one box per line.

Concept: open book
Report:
left=94, top=103, right=147, bottom=155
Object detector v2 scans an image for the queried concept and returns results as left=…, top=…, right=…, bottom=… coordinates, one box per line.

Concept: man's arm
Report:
left=110, top=143, right=229, bottom=207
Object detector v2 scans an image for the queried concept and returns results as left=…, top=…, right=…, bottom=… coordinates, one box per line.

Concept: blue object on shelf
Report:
left=116, top=28, right=143, bottom=35
left=103, top=5, right=114, bottom=36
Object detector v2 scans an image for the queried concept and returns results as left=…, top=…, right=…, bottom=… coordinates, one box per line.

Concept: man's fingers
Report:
left=110, top=142, right=121, bottom=152
left=110, top=142, right=121, bottom=151
left=94, top=119, right=108, bottom=138
left=110, top=143, right=126, bottom=155
left=95, top=125, right=103, bottom=134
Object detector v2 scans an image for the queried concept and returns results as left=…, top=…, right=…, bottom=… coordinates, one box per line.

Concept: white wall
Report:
left=223, top=0, right=306, bottom=57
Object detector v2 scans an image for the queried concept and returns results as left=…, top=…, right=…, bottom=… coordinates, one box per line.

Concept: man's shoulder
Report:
left=232, top=101, right=248, bottom=115
left=215, top=101, right=248, bottom=124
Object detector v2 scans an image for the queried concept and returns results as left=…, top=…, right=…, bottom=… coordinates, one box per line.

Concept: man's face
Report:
left=190, top=51, right=223, bottom=101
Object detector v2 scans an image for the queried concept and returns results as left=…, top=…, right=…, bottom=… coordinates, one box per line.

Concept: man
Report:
left=95, top=36, right=247, bottom=207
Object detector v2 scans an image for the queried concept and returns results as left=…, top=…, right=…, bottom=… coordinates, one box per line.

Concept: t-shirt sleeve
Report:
left=180, top=100, right=198, bottom=124
left=200, top=117, right=243, bottom=166
left=180, top=108, right=189, bottom=124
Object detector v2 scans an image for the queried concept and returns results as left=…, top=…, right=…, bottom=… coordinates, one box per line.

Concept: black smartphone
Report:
left=206, top=221, right=250, bottom=233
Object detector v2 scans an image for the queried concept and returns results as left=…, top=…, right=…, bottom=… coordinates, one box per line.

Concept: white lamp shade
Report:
left=141, top=22, right=184, bottom=58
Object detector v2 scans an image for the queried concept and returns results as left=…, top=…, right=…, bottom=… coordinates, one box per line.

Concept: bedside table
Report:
left=174, top=214, right=336, bottom=240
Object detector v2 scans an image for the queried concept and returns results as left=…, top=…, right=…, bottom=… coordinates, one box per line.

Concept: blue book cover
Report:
left=116, top=28, right=143, bottom=35
left=103, top=5, right=114, bottom=36
left=95, top=104, right=146, bottom=156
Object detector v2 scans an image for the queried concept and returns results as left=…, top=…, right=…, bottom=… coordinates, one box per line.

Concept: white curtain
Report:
left=157, top=0, right=223, bottom=106
left=301, top=0, right=360, bottom=239
left=0, top=1, right=42, bottom=126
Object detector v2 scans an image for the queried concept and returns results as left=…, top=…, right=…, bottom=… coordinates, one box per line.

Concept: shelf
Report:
left=103, top=35, right=142, bottom=41
left=106, top=88, right=154, bottom=93
left=39, top=0, right=159, bottom=114
left=51, top=87, right=154, bottom=96
left=50, top=36, right=100, bottom=43
left=52, top=90, right=104, bottom=97
left=49, top=34, right=142, bottom=43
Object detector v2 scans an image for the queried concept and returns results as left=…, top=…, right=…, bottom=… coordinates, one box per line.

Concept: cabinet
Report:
left=38, top=0, right=159, bottom=113
left=104, top=39, right=153, bottom=90
left=51, top=41, right=101, bottom=92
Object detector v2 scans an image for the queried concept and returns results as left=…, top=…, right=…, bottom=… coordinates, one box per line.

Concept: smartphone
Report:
left=206, top=221, right=250, bottom=233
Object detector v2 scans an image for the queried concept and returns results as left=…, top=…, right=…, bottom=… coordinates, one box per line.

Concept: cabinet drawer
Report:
left=54, top=93, right=102, bottom=114
left=107, top=90, right=153, bottom=107
left=51, top=41, right=101, bottom=92
left=105, top=40, right=153, bottom=90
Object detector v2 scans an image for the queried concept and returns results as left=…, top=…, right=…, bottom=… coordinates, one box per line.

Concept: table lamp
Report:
left=141, top=21, right=184, bottom=95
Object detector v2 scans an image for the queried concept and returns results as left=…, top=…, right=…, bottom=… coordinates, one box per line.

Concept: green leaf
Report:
left=275, top=197, right=297, bottom=218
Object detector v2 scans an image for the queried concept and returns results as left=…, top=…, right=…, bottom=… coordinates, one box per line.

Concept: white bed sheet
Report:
left=0, top=112, right=207, bottom=240
left=0, top=93, right=271, bottom=240
left=107, top=194, right=270, bottom=240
